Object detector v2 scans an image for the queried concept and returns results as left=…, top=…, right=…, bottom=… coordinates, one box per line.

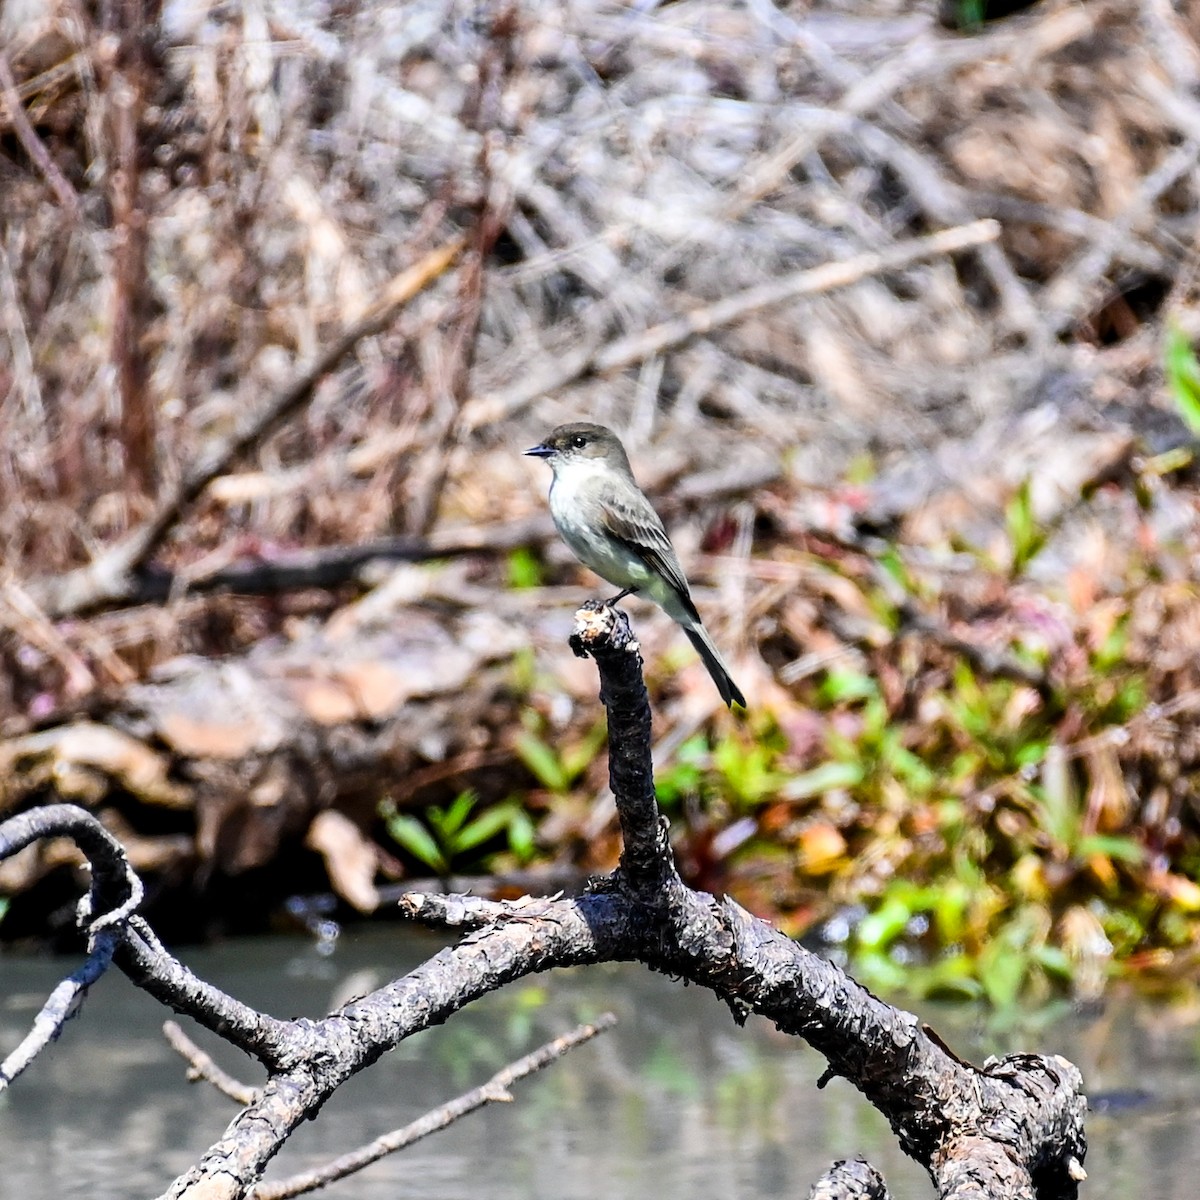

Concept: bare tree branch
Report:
left=163, top=1021, right=260, bottom=1105
left=808, top=1157, right=891, bottom=1200
left=0, top=51, right=83, bottom=220
left=462, top=219, right=1000, bottom=430
left=250, top=1015, right=617, bottom=1200
left=0, top=606, right=1087, bottom=1200
left=0, top=927, right=118, bottom=1090
left=102, top=0, right=159, bottom=496
left=16, top=450, right=777, bottom=618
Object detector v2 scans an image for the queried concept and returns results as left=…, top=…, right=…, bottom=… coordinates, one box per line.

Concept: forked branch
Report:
left=0, top=607, right=1087, bottom=1200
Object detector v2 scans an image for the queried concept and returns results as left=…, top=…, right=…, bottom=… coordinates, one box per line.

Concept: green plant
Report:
left=654, top=734, right=710, bottom=810
left=1165, top=322, right=1200, bottom=436
left=380, top=790, right=535, bottom=875
left=506, top=546, right=544, bottom=590
left=1005, top=478, right=1047, bottom=576
left=711, top=727, right=790, bottom=808
left=515, top=715, right=608, bottom=794
left=1026, top=751, right=1144, bottom=870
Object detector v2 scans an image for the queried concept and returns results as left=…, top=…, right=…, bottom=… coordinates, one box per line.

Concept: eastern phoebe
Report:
left=525, top=422, right=746, bottom=708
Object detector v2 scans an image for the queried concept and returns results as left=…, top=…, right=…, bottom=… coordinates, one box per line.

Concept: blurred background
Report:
left=3, top=0, right=1200, bottom=1017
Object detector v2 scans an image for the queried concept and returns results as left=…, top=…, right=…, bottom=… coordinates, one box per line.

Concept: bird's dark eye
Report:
left=571, top=435, right=587, bottom=449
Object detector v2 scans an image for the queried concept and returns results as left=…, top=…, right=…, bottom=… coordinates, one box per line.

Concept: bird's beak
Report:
left=524, top=443, right=553, bottom=458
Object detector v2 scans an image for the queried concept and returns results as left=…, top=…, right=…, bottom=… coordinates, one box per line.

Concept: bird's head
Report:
left=524, top=422, right=632, bottom=473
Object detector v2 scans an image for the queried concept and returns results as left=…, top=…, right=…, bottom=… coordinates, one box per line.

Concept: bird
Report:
left=525, top=421, right=746, bottom=708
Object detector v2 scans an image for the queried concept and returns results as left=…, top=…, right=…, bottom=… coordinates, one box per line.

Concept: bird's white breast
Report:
left=547, top=458, right=647, bottom=588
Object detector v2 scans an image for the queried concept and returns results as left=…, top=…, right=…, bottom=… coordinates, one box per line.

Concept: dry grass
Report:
left=0, top=1, right=1195, bottom=581
left=4, top=0, right=1200, bottom=942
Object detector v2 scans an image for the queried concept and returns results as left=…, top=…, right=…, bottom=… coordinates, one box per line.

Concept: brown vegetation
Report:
left=2, top=0, right=1200, bottom=992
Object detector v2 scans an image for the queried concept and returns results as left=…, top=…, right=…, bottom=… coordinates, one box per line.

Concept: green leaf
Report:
left=1111, top=678, right=1146, bottom=723
left=856, top=896, right=916, bottom=952
left=1143, top=445, right=1194, bottom=475
left=712, top=737, right=787, bottom=805
left=1034, top=749, right=1079, bottom=850
left=509, top=648, right=538, bottom=695
left=877, top=544, right=914, bottom=594
left=561, top=719, right=608, bottom=782
left=1013, top=738, right=1049, bottom=770
left=781, top=760, right=864, bottom=801
left=1076, top=834, right=1144, bottom=865
left=507, top=547, right=544, bottom=590
left=1165, top=323, right=1200, bottom=435
left=516, top=731, right=569, bottom=792
left=883, top=742, right=935, bottom=792
left=853, top=949, right=909, bottom=993
left=1091, top=617, right=1128, bottom=672
left=916, top=954, right=985, bottom=1002
left=504, top=806, right=537, bottom=863
left=437, top=789, right=479, bottom=838
left=977, top=935, right=1028, bottom=1009
left=817, top=669, right=879, bottom=706
left=1005, top=477, right=1046, bottom=575
left=1031, top=945, right=1073, bottom=979
left=456, top=803, right=522, bottom=854
left=383, top=812, right=447, bottom=874
left=932, top=883, right=970, bottom=945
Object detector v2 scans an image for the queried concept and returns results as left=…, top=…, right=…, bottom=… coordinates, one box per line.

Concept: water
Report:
left=1, top=927, right=1197, bottom=1199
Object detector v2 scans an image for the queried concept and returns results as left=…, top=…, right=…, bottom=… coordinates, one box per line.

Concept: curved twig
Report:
left=0, top=806, right=293, bottom=1071
left=0, top=803, right=140, bottom=929
left=0, top=927, right=118, bottom=1090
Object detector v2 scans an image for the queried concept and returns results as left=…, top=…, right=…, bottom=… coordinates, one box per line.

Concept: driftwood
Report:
left=0, top=606, right=1087, bottom=1200
left=0, top=595, right=523, bottom=920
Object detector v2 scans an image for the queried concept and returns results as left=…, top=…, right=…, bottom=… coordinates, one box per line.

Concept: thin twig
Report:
left=466, top=219, right=999, bottom=429
left=0, top=929, right=119, bottom=1090
left=595, top=220, right=998, bottom=372
left=0, top=51, right=83, bottom=220
left=1043, top=137, right=1200, bottom=334
left=724, top=4, right=1104, bottom=219
left=25, top=237, right=465, bottom=618
left=0, top=578, right=97, bottom=696
left=250, top=1015, right=617, bottom=1200
left=407, top=3, right=517, bottom=535
left=163, top=1021, right=260, bottom=1105
left=119, top=514, right=554, bottom=602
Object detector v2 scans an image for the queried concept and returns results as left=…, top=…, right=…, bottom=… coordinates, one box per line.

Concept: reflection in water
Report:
left=1, top=927, right=1197, bottom=1199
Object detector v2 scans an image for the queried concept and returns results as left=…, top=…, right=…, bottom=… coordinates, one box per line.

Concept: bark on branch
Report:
left=0, top=606, right=1087, bottom=1200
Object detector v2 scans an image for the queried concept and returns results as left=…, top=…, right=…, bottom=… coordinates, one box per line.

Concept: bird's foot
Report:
left=603, top=587, right=636, bottom=607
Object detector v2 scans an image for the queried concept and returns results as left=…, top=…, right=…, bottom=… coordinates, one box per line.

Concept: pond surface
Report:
left=1, top=926, right=1197, bottom=1199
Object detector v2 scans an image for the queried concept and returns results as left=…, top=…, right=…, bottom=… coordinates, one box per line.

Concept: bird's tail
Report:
left=683, top=621, right=746, bottom=709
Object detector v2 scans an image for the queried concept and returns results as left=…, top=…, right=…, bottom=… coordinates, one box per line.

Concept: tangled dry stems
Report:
left=1, top=1, right=1195, bottom=579
left=3, top=1, right=1200, bottom=958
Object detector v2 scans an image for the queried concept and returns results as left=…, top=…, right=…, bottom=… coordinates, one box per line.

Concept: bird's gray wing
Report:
left=592, top=476, right=700, bottom=617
